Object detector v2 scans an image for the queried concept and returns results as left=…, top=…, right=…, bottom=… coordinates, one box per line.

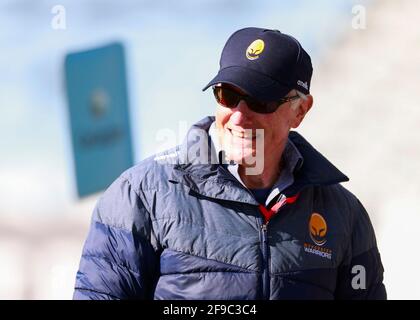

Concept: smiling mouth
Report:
left=227, top=128, right=258, bottom=139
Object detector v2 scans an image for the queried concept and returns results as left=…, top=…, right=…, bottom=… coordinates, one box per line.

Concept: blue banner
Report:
left=65, top=43, right=134, bottom=197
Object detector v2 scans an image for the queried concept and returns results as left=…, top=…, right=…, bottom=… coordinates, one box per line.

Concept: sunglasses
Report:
left=212, top=86, right=300, bottom=114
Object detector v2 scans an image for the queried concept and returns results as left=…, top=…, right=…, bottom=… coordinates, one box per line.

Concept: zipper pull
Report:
left=261, top=223, right=267, bottom=232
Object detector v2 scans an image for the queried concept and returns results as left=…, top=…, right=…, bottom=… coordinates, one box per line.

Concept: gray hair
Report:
left=290, top=90, right=308, bottom=110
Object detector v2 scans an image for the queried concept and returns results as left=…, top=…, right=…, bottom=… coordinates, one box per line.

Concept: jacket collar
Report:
left=284, top=131, right=349, bottom=196
left=169, top=116, right=349, bottom=204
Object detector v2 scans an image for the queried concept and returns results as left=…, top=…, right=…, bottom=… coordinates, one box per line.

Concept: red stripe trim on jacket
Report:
left=258, top=193, right=300, bottom=224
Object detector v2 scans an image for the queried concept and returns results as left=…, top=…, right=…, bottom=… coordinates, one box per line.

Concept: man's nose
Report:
left=229, top=100, right=253, bottom=125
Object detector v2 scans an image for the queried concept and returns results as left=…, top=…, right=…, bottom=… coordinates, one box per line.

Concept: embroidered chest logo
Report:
left=304, top=212, right=332, bottom=260
left=309, top=212, right=327, bottom=246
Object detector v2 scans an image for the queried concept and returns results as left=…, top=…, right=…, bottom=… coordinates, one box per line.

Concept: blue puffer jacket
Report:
left=73, top=116, right=386, bottom=300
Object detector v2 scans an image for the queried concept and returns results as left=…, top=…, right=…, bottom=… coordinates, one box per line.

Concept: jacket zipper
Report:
left=259, top=219, right=270, bottom=299
left=256, top=193, right=300, bottom=299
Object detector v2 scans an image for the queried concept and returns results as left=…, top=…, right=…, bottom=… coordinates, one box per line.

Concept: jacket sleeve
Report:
left=73, top=176, right=160, bottom=300
left=335, top=198, right=387, bottom=300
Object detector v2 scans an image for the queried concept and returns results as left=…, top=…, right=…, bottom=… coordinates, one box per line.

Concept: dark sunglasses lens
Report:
left=213, top=87, right=280, bottom=114
left=245, top=98, right=278, bottom=114
left=258, top=101, right=279, bottom=114
left=213, top=87, right=240, bottom=108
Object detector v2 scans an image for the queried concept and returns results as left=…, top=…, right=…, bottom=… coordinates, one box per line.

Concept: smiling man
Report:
left=73, top=27, right=386, bottom=300
left=211, top=83, right=311, bottom=190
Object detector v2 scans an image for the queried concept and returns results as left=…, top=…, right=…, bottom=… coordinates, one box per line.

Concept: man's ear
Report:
left=291, top=94, right=313, bottom=128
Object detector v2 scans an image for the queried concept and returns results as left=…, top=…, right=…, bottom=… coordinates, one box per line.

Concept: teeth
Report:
left=229, top=129, right=255, bottom=139
left=231, top=130, right=244, bottom=138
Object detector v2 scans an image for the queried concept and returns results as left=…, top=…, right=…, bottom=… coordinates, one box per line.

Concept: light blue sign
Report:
left=65, top=43, right=134, bottom=197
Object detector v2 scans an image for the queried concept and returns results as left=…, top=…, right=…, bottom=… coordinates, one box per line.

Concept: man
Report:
left=73, top=27, right=386, bottom=299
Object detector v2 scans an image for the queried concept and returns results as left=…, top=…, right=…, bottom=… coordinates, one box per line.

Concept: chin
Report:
left=225, top=147, right=256, bottom=165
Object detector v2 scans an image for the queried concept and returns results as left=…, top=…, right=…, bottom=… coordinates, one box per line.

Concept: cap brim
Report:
left=202, top=66, right=292, bottom=102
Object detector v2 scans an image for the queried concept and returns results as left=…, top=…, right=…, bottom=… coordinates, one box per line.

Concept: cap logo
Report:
left=309, top=213, right=327, bottom=246
left=297, top=80, right=308, bottom=90
left=246, top=39, right=265, bottom=60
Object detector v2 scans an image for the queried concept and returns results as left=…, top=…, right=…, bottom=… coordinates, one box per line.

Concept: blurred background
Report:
left=0, top=0, right=419, bottom=299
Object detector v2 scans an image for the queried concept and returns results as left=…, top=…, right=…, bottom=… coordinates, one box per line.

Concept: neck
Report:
left=238, top=142, right=286, bottom=189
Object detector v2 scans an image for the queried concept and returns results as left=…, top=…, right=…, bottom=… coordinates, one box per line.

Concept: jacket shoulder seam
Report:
left=81, top=253, right=142, bottom=276
left=163, top=248, right=256, bottom=272
left=152, top=216, right=254, bottom=240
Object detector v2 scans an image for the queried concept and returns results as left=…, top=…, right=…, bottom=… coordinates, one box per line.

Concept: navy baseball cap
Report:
left=203, top=27, right=313, bottom=102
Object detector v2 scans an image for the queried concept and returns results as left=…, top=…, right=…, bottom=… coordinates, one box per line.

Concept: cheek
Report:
left=215, top=106, right=231, bottom=128
left=262, top=128, right=282, bottom=146
left=261, top=112, right=290, bottom=143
